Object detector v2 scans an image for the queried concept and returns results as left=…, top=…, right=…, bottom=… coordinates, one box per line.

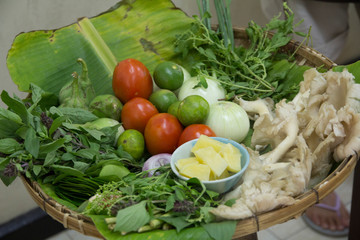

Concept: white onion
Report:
left=177, top=76, right=226, bottom=105
left=205, top=101, right=250, bottom=143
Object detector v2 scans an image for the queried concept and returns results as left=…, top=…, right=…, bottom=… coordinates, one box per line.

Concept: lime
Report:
left=149, top=89, right=178, bottom=113
left=153, top=61, right=184, bottom=91
left=167, top=100, right=181, bottom=118
left=117, top=129, right=145, bottom=160
left=177, top=95, right=210, bottom=126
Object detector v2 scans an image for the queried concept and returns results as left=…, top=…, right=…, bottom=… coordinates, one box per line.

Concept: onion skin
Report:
left=142, top=153, right=171, bottom=176
left=177, top=77, right=226, bottom=105
left=205, top=101, right=250, bottom=143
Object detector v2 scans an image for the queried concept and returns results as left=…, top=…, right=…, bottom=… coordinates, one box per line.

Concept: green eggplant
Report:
left=59, top=58, right=95, bottom=109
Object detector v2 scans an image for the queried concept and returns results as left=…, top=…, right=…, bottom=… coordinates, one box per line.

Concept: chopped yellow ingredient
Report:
left=191, top=135, right=224, bottom=153
left=175, top=157, right=199, bottom=172
left=179, top=163, right=211, bottom=181
left=193, top=146, right=228, bottom=178
left=219, top=143, right=242, bottom=173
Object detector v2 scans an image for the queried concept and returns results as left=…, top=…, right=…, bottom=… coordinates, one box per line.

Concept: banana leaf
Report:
left=7, top=0, right=193, bottom=97
left=89, top=214, right=213, bottom=240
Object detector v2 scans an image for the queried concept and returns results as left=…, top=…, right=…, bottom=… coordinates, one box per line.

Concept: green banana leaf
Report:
left=89, top=214, right=213, bottom=240
left=7, top=0, right=194, bottom=97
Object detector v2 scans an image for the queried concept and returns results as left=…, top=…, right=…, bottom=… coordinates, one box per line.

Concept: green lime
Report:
left=149, top=89, right=178, bottom=113
left=117, top=129, right=145, bottom=160
left=167, top=100, right=181, bottom=118
left=153, top=61, right=184, bottom=91
left=177, top=95, right=209, bottom=126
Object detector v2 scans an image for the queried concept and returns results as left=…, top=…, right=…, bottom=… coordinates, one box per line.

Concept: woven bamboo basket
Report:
left=21, top=27, right=358, bottom=239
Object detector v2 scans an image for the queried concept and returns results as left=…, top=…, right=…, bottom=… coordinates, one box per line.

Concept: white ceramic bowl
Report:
left=170, top=137, right=250, bottom=194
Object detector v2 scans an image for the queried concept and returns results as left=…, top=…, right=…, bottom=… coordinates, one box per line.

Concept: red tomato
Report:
left=144, top=113, right=183, bottom=155
left=112, top=58, right=153, bottom=103
left=121, top=97, right=158, bottom=133
left=177, top=124, right=216, bottom=147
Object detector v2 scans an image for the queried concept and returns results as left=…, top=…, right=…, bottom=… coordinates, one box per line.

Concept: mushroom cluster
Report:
left=211, top=68, right=360, bottom=220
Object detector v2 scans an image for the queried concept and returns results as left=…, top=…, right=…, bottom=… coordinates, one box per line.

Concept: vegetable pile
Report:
left=2, top=0, right=360, bottom=240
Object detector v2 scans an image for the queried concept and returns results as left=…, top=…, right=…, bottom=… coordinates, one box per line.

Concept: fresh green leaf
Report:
left=43, top=151, right=57, bottom=167
left=39, top=138, right=67, bottom=156
left=115, top=201, right=150, bottom=233
left=33, top=165, right=42, bottom=176
left=73, top=161, right=90, bottom=173
left=333, top=60, right=360, bottom=83
left=0, top=138, right=22, bottom=154
left=80, top=127, right=105, bottom=141
left=1, top=91, right=31, bottom=125
left=0, top=172, right=17, bottom=186
left=73, top=148, right=98, bottom=160
left=54, top=107, right=98, bottom=124
left=24, top=127, right=39, bottom=158
left=159, top=216, right=193, bottom=232
left=224, top=198, right=236, bottom=207
left=49, top=115, right=67, bottom=136
left=202, top=220, right=237, bottom=240
left=166, top=194, right=176, bottom=212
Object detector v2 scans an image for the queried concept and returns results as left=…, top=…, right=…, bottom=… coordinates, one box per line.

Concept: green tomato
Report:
left=177, top=95, right=209, bottom=126
left=149, top=89, right=178, bottom=113
left=153, top=61, right=184, bottom=91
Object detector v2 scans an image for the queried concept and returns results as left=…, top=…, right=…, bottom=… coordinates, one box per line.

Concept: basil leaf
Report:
left=39, top=138, right=67, bottom=156
left=0, top=138, right=22, bottom=154
left=24, top=127, right=39, bottom=158
left=73, top=161, right=89, bottom=173
left=49, top=115, right=67, bottom=136
left=159, top=216, right=193, bottom=232
left=30, top=83, right=44, bottom=108
left=56, top=107, right=98, bottom=124
left=0, top=172, right=16, bottom=186
left=73, top=148, right=98, bottom=160
left=44, top=151, right=57, bottom=167
left=165, top=195, right=175, bottom=212
left=81, top=127, right=104, bottom=141
left=115, top=201, right=150, bottom=233
left=33, top=165, right=42, bottom=176
left=224, top=198, right=236, bottom=207
left=0, top=107, right=22, bottom=124
left=1, top=91, right=31, bottom=126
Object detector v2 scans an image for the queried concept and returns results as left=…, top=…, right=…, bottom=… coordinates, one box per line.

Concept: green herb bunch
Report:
left=175, top=1, right=308, bottom=101
left=0, top=84, right=135, bottom=187
left=85, top=168, right=223, bottom=234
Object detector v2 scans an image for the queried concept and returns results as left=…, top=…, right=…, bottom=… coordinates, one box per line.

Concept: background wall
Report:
left=1, top=0, right=359, bottom=225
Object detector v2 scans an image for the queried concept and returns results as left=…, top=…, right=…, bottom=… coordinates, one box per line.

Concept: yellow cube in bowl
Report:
left=175, top=157, right=198, bottom=172
left=191, top=135, right=224, bottom=153
left=179, top=163, right=211, bottom=181
left=193, top=146, right=228, bottom=178
left=220, top=143, right=242, bottom=173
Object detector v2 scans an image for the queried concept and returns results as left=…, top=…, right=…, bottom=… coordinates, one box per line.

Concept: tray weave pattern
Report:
left=21, top=27, right=357, bottom=239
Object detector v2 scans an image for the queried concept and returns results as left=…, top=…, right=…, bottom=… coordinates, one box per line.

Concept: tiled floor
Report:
left=47, top=171, right=354, bottom=240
